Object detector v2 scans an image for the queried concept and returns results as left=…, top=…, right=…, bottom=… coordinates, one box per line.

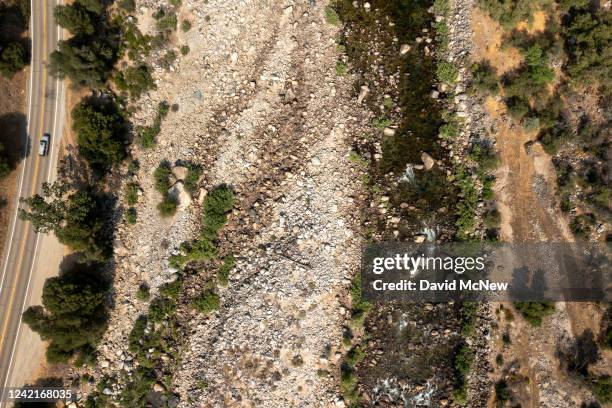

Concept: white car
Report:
left=39, top=133, right=50, bottom=156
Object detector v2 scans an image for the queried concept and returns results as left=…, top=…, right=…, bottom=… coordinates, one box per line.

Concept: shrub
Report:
left=159, top=278, right=183, bottom=300
left=183, top=164, right=202, bottom=194
left=160, top=50, right=177, bottom=69
left=324, top=6, right=339, bottom=25
left=157, top=196, right=178, bottom=217
left=217, top=255, right=235, bottom=286
left=202, top=185, right=235, bottom=238
left=118, top=0, right=136, bottom=12
left=153, top=160, right=173, bottom=194
left=137, top=101, right=169, bottom=148
left=478, top=0, right=541, bottom=29
left=124, top=183, right=139, bottom=205
left=181, top=20, right=192, bottom=32
left=437, top=61, right=458, bottom=83
left=136, top=283, right=150, bottom=300
left=180, top=45, right=190, bottom=55
left=345, top=345, right=366, bottom=367
left=591, top=376, right=612, bottom=404
left=115, top=65, right=155, bottom=99
left=125, top=207, right=137, bottom=224
left=557, top=329, right=600, bottom=376
left=148, top=296, right=176, bottom=322
left=471, top=60, right=499, bottom=94
left=494, top=380, right=512, bottom=407
left=335, top=60, right=348, bottom=75
left=192, top=289, right=220, bottom=314
left=156, top=12, right=177, bottom=32
left=513, top=301, right=555, bottom=326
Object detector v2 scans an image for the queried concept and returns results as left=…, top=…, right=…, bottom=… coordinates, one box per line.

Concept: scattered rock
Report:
left=357, top=85, right=370, bottom=104
left=172, top=165, right=188, bottom=180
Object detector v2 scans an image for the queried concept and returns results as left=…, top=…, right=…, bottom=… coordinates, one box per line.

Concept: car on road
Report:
left=39, top=133, right=50, bottom=156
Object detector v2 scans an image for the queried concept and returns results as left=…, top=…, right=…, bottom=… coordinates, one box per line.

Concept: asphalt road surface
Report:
left=0, top=0, right=64, bottom=403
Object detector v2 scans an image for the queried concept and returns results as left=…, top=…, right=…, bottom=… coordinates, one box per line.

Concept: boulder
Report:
left=383, top=127, right=395, bottom=136
left=400, top=44, right=411, bottom=55
left=153, top=382, right=166, bottom=392
left=172, top=165, right=188, bottom=181
left=357, top=85, right=369, bottom=104
left=420, top=152, right=435, bottom=170
left=168, top=181, right=192, bottom=209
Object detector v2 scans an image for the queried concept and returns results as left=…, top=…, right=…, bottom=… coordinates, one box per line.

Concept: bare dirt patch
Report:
left=470, top=8, right=522, bottom=75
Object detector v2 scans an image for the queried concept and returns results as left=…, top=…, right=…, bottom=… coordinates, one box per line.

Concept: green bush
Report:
left=192, top=289, right=220, bottom=314
left=156, top=12, right=177, bottom=32
left=324, top=6, right=339, bottom=25
left=136, top=283, right=150, bottom=300
left=437, top=61, right=458, bottom=83
left=22, top=262, right=109, bottom=364
left=471, top=60, right=499, bottom=94
left=153, top=160, right=173, bottom=194
left=115, top=65, right=155, bottom=99
left=202, top=185, right=235, bottom=238
left=136, top=101, right=169, bottom=148
left=125, top=207, right=137, bottom=224
left=335, top=60, right=348, bottom=75
left=513, top=301, right=555, bottom=326
left=160, top=50, right=177, bottom=69
left=494, top=380, right=512, bottom=407
left=217, top=255, right=235, bottom=286
left=159, top=278, right=183, bottom=300
left=148, top=296, right=177, bottom=322
left=180, top=45, right=190, bottom=55
left=181, top=20, right=192, bottom=32
left=157, top=196, right=178, bottom=217
left=183, top=164, right=203, bottom=194
left=591, top=376, right=612, bottom=403
left=118, top=0, right=136, bottom=12
left=125, top=182, right=139, bottom=205
left=478, top=0, right=542, bottom=29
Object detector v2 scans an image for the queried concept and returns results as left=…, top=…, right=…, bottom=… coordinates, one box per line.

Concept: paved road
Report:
left=0, top=0, right=64, bottom=403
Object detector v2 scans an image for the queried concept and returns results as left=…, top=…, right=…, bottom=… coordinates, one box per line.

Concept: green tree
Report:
left=71, top=98, right=126, bottom=171
left=22, top=262, right=109, bottom=363
left=50, top=39, right=116, bottom=88
left=19, top=182, right=113, bottom=261
left=0, top=42, right=27, bottom=77
left=77, top=0, right=103, bottom=14
left=54, top=4, right=95, bottom=35
left=561, top=7, right=612, bottom=91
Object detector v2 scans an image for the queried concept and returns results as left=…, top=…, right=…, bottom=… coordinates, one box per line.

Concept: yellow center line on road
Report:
left=0, top=0, right=48, bottom=351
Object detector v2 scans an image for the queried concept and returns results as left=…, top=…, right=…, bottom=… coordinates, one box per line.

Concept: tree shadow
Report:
left=0, top=112, right=27, bottom=169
